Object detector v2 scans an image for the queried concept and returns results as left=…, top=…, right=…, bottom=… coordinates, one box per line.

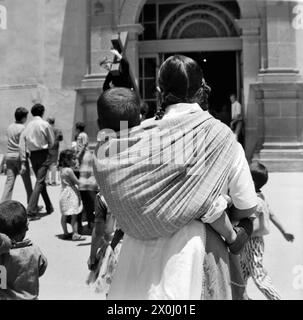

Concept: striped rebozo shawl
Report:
left=93, top=107, right=238, bottom=240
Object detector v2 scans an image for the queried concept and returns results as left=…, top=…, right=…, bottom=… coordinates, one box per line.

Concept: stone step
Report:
left=255, top=149, right=303, bottom=160
left=253, top=149, right=303, bottom=172
left=257, top=159, right=303, bottom=172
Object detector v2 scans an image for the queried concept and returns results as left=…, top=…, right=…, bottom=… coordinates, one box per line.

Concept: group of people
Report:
left=0, top=54, right=295, bottom=300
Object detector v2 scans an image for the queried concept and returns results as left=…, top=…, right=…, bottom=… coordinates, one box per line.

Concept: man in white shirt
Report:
left=230, top=94, right=243, bottom=141
left=20, top=104, right=55, bottom=219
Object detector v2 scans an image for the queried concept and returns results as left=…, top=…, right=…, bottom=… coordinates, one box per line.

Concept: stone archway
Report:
left=119, top=0, right=261, bottom=160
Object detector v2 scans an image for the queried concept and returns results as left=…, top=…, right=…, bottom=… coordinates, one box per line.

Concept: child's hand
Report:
left=19, top=163, right=27, bottom=175
left=284, top=233, right=294, bottom=242
left=87, top=256, right=98, bottom=271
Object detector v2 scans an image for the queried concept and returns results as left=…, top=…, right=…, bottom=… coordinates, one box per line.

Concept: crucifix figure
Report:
left=100, top=32, right=140, bottom=99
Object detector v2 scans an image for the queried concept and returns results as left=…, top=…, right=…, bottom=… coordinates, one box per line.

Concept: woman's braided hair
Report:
left=155, top=55, right=211, bottom=120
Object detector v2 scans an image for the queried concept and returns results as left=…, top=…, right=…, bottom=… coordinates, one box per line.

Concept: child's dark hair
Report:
left=31, top=103, right=45, bottom=117
left=0, top=201, right=28, bottom=240
left=75, top=122, right=86, bottom=132
left=97, top=87, right=141, bottom=132
left=140, top=101, right=149, bottom=119
left=15, top=107, right=28, bottom=122
left=58, top=149, right=75, bottom=168
left=249, top=161, right=268, bottom=192
left=156, top=55, right=211, bottom=120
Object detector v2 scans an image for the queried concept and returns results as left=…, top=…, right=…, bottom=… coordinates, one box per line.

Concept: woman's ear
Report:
left=97, top=118, right=103, bottom=130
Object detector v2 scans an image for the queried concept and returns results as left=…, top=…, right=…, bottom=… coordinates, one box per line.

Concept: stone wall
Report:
left=0, top=0, right=87, bottom=153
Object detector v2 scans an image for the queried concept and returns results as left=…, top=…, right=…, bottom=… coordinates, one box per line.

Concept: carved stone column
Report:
left=252, top=0, right=303, bottom=171
left=236, top=18, right=261, bottom=160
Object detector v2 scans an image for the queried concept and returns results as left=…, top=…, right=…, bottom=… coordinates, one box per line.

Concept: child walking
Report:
left=0, top=201, right=47, bottom=300
left=58, top=149, right=84, bottom=241
left=240, top=161, right=294, bottom=300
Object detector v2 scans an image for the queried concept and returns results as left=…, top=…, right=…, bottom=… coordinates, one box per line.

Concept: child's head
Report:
left=15, top=107, right=29, bottom=124
left=97, top=87, right=141, bottom=132
left=75, top=122, right=86, bottom=135
left=249, top=161, right=268, bottom=192
left=230, top=94, right=237, bottom=103
left=0, top=201, right=28, bottom=242
left=140, top=101, right=149, bottom=121
left=58, top=149, right=76, bottom=169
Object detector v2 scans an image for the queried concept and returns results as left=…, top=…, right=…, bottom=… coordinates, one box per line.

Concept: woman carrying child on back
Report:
left=58, top=149, right=84, bottom=241
left=94, top=55, right=258, bottom=300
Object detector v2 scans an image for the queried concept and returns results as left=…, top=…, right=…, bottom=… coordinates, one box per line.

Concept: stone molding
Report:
left=236, top=18, right=260, bottom=36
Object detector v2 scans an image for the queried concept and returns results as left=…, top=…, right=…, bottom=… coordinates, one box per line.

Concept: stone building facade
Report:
left=1, top=0, right=303, bottom=171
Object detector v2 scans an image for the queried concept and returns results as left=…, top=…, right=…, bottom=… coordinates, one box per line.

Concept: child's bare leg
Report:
left=210, top=212, right=237, bottom=244
left=71, top=215, right=79, bottom=235
left=71, top=215, right=84, bottom=241
left=61, top=215, right=68, bottom=235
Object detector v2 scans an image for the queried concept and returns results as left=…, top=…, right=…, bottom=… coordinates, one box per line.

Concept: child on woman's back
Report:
left=58, top=149, right=84, bottom=241
left=0, top=201, right=47, bottom=300
left=240, top=161, right=294, bottom=300
left=96, top=87, right=255, bottom=254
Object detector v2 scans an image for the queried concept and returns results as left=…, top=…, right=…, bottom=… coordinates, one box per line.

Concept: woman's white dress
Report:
left=107, top=104, right=257, bottom=300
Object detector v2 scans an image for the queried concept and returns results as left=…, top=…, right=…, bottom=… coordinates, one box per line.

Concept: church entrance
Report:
left=163, top=51, right=239, bottom=125
left=137, top=1, right=242, bottom=120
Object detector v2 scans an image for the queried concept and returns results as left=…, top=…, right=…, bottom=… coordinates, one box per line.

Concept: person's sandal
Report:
left=227, top=218, right=253, bottom=255
left=72, top=233, right=85, bottom=241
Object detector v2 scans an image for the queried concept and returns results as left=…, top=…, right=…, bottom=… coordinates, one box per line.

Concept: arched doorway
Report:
left=136, top=0, right=242, bottom=120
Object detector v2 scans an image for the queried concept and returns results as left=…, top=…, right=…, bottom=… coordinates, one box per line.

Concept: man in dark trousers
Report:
left=20, top=104, right=55, bottom=219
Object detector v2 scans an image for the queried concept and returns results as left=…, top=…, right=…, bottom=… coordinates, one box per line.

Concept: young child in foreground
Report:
left=95, top=87, right=253, bottom=254
left=240, top=161, right=294, bottom=300
left=87, top=193, right=122, bottom=295
left=58, top=149, right=85, bottom=241
left=0, top=201, right=47, bottom=300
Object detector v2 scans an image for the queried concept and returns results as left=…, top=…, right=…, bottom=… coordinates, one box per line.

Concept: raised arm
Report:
left=269, top=210, right=294, bottom=242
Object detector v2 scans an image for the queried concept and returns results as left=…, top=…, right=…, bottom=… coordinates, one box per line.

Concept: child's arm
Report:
left=67, top=168, right=80, bottom=186
left=88, top=196, right=108, bottom=271
left=269, top=210, right=294, bottom=242
left=0, top=233, right=12, bottom=254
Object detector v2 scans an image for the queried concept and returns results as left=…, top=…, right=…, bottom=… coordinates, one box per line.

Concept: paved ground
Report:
left=0, top=172, right=303, bottom=300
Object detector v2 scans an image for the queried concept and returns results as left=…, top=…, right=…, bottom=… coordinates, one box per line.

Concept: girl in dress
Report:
left=58, top=149, right=84, bottom=241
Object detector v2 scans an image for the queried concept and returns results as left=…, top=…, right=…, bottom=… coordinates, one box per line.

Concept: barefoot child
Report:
left=0, top=201, right=47, bottom=300
left=58, top=149, right=84, bottom=241
left=240, top=161, right=294, bottom=300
